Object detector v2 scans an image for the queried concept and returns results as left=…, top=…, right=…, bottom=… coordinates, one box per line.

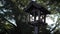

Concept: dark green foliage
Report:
left=0, top=0, right=60, bottom=34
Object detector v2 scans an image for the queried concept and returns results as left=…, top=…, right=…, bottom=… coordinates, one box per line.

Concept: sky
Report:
left=46, top=15, right=58, bottom=25
left=32, top=0, right=36, bottom=1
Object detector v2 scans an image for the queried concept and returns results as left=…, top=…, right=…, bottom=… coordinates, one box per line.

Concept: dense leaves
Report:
left=0, top=0, right=60, bottom=34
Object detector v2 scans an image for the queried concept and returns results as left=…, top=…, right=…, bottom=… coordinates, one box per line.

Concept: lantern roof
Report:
left=24, top=1, right=51, bottom=16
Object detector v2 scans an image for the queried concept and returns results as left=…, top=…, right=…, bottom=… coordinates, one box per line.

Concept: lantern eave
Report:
left=24, top=1, right=51, bottom=16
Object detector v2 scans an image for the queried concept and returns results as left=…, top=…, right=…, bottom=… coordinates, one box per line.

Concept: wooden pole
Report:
left=38, top=10, right=41, bottom=20
left=44, top=14, right=46, bottom=23
left=34, top=11, right=38, bottom=34
left=38, top=10, right=41, bottom=34
left=29, top=13, right=30, bottom=22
